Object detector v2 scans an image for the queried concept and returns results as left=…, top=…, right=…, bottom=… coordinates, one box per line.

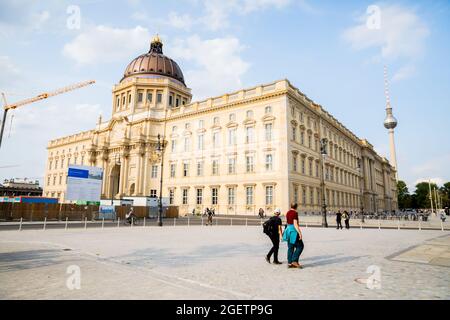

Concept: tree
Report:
left=414, top=181, right=438, bottom=209
left=397, top=180, right=411, bottom=209
left=440, top=182, right=450, bottom=208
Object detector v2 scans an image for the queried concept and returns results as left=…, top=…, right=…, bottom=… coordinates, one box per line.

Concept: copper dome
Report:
left=122, top=37, right=185, bottom=85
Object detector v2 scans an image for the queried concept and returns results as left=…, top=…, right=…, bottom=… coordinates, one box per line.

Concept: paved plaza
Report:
left=0, top=226, right=449, bottom=300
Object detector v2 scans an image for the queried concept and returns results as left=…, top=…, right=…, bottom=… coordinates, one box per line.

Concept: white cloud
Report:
left=0, top=56, right=21, bottom=88
left=167, top=12, right=195, bottom=30
left=63, top=25, right=150, bottom=65
left=392, top=65, right=416, bottom=82
left=170, top=35, right=250, bottom=100
left=30, top=10, right=50, bottom=30
left=343, top=4, right=429, bottom=61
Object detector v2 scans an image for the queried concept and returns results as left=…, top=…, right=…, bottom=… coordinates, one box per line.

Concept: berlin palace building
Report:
left=43, top=36, right=398, bottom=215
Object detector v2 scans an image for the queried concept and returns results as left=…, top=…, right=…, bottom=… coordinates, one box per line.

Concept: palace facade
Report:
left=43, top=36, right=398, bottom=215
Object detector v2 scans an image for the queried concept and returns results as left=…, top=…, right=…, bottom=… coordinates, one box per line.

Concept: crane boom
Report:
left=0, top=79, right=95, bottom=149
left=4, top=80, right=95, bottom=111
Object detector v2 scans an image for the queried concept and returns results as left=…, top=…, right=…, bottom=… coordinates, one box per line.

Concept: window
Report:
left=246, top=156, right=254, bottom=173
left=211, top=188, right=218, bottom=205
left=212, top=132, right=220, bottom=148
left=47, top=176, right=51, bottom=186
left=212, top=160, right=219, bottom=175
left=228, top=157, right=236, bottom=174
left=116, top=97, right=120, bottom=110
left=292, top=126, right=297, bottom=141
left=213, top=117, right=220, bottom=125
left=172, top=126, right=178, bottom=132
left=309, top=159, right=313, bottom=176
left=151, top=165, right=158, bottom=178
left=183, top=162, right=189, bottom=177
left=55, top=160, right=58, bottom=169
left=198, top=120, right=204, bottom=128
left=147, top=92, right=153, bottom=103
left=182, top=189, right=188, bottom=205
left=293, top=154, right=298, bottom=172
left=301, top=158, right=305, bottom=174
left=138, top=92, right=143, bottom=103
left=49, top=160, right=52, bottom=170
left=157, top=93, right=162, bottom=103
left=81, top=156, right=84, bottom=165
left=150, top=190, right=157, bottom=198
left=228, top=128, right=237, bottom=146
left=265, top=154, right=273, bottom=171
left=308, top=135, right=312, bottom=148
left=169, top=190, right=174, bottom=205
left=184, top=137, right=191, bottom=152
left=300, top=131, right=304, bottom=145
left=246, top=186, right=254, bottom=205
left=229, top=113, right=236, bottom=122
left=169, top=95, right=173, bottom=106
left=197, top=134, right=204, bottom=150
left=59, top=175, right=62, bottom=185
left=197, top=161, right=204, bottom=176
left=246, top=110, right=253, bottom=118
left=196, top=188, right=203, bottom=205
left=170, top=164, right=176, bottom=178
left=228, top=187, right=235, bottom=205
left=175, top=97, right=179, bottom=107
left=264, top=123, right=273, bottom=141
left=265, top=186, right=274, bottom=205
left=245, top=127, right=254, bottom=144
left=128, top=94, right=131, bottom=104
left=61, top=159, right=64, bottom=169
left=316, top=163, right=320, bottom=178
left=265, top=106, right=272, bottom=114
left=294, top=185, right=299, bottom=204
left=310, top=188, right=314, bottom=205
left=302, top=187, right=307, bottom=204
left=171, top=140, right=177, bottom=153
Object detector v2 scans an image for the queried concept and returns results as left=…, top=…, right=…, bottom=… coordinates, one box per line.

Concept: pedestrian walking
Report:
left=336, top=210, right=343, bottom=229
left=207, top=208, right=214, bottom=226
left=343, top=210, right=350, bottom=229
left=259, top=208, right=265, bottom=219
left=282, top=203, right=304, bottom=269
left=263, top=208, right=283, bottom=265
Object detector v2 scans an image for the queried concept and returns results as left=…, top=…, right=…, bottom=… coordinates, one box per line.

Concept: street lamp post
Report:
left=320, top=138, right=328, bottom=228
left=157, top=134, right=165, bottom=227
left=357, top=159, right=365, bottom=223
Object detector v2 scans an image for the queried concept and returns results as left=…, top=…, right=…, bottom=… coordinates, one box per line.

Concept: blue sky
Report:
left=0, top=0, right=449, bottom=192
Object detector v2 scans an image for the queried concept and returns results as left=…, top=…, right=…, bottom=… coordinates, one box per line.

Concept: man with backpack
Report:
left=264, top=208, right=283, bottom=265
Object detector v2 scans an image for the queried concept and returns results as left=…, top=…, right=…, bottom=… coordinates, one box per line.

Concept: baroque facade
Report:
left=43, top=36, right=398, bottom=215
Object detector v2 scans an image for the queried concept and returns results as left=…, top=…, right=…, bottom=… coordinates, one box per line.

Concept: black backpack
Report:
left=263, top=218, right=275, bottom=236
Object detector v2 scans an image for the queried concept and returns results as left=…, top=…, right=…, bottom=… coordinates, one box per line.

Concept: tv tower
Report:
left=383, top=66, right=398, bottom=179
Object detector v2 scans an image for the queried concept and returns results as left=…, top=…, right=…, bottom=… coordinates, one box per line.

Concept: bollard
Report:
left=188, top=217, right=190, bottom=226
left=419, top=220, right=421, bottom=231
left=117, top=217, right=120, bottom=228
left=102, top=218, right=105, bottom=230
left=360, top=222, right=362, bottom=230
left=441, top=221, right=444, bottom=232
left=19, top=217, right=23, bottom=231
left=65, top=217, right=68, bottom=230
left=397, top=219, right=400, bottom=230
left=84, top=217, right=87, bottom=230
left=131, top=217, right=133, bottom=228
left=201, top=217, right=204, bottom=226
left=43, top=217, right=47, bottom=231
left=174, top=217, right=176, bottom=227
left=378, top=220, right=381, bottom=230
left=143, top=217, right=146, bottom=227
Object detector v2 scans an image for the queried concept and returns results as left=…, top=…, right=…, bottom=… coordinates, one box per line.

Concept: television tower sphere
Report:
left=384, top=113, right=397, bottom=129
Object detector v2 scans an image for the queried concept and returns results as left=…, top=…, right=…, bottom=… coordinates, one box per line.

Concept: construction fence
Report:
left=0, top=202, right=179, bottom=221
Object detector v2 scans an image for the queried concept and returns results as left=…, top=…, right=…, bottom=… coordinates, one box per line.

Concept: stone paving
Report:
left=0, top=226, right=449, bottom=300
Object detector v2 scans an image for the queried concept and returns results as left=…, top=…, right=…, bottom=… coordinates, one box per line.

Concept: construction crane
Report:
left=0, top=80, right=95, bottom=149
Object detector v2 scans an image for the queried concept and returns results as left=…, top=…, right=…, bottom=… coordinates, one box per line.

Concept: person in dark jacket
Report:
left=336, top=210, right=343, bottom=229
left=265, top=208, right=283, bottom=265
left=343, top=210, right=350, bottom=229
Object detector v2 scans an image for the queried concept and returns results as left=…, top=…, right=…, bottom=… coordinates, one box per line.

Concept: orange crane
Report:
left=0, top=80, right=95, bottom=148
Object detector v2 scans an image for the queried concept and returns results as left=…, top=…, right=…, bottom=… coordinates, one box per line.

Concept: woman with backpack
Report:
left=282, top=203, right=304, bottom=269
left=264, top=208, right=283, bottom=265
